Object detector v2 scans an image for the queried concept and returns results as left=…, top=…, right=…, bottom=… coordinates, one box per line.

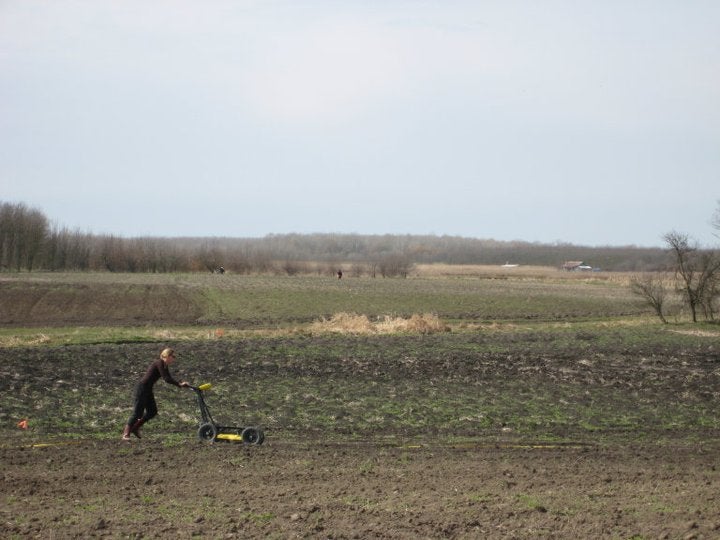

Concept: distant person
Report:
left=122, top=348, right=189, bottom=441
left=218, top=266, right=225, bottom=274
left=337, top=269, right=343, bottom=279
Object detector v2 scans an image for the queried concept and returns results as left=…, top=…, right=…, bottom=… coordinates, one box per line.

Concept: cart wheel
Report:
left=241, top=426, right=264, bottom=445
left=198, top=422, right=217, bottom=442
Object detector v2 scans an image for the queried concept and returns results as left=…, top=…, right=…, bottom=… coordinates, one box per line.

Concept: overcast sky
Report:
left=1, top=1, right=718, bottom=247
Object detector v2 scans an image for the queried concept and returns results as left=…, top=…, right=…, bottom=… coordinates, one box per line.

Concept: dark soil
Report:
left=2, top=438, right=719, bottom=539
left=1, top=333, right=719, bottom=538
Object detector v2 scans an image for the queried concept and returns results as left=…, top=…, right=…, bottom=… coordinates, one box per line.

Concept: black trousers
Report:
left=127, top=383, right=158, bottom=426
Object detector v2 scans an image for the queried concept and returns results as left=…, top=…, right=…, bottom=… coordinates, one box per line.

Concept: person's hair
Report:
left=160, top=348, right=175, bottom=360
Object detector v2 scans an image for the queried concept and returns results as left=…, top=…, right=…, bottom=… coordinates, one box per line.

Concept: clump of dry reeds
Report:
left=310, top=312, right=449, bottom=335
left=309, top=313, right=374, bottom=334
left=376, top=313, right=450, bottom=334
left=0, top=334, right=51, bottom=347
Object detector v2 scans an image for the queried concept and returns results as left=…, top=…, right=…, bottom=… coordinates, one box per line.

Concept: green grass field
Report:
left=0, top=269, right=665, bottom=344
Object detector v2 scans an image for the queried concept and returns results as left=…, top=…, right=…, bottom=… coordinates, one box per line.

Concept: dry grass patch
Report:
left=0, top=333, right=51, bottom=347
left=669, top=328, right=720, bottom=338
left=310, top=312, right=450, bottom=335
left=309, top=313, right=374, bottom=334
left=376, top=313, right=450, bottom=334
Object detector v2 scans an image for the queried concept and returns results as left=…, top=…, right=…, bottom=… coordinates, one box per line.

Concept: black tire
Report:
left=241, top=426, right=264, bottom=445
left=198, top=422, right=217, bottom=442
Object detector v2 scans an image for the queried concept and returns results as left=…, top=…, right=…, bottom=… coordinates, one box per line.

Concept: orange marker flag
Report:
left=17, top=419, right=28, bottom=429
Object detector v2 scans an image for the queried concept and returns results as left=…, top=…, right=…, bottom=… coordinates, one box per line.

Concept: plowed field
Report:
left=3, top=438, right=719, bottom=539
left=1, top=272, right=719, bottom=538
left=2, top=333, right=719, bottom=539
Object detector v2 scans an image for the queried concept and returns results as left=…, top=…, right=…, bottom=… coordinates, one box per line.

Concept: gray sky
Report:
left=2, top=1, right=718, bottom=247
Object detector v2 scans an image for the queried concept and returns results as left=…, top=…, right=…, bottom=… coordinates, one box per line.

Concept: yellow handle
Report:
left=198, top=383, right=212, bottom=391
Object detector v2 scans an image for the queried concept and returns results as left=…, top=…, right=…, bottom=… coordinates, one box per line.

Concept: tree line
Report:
left=0, top=200, right=692, bottom=275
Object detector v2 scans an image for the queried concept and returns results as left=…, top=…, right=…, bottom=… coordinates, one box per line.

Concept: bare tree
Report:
left=713, top=199, right=720, bottom=238
left=368, top=261, right=378, bottom=278
left=629, top=274, right=668, bottom=323
left=97, top=235, right=126, bottom=272
left=696, top=250, right=720, bottom=321
left=197, top=241, right=223, bottom=273
left=0, top=202, right=19, bottom=270
left=0, top=201, right=48, bottom=271
left=700, top=273, right=719, bottom=321
left=22, top=207, right=48, bottom=271
left=377, top=253, right=414, bottom=278
left=663, top=231, right=720, bottom=322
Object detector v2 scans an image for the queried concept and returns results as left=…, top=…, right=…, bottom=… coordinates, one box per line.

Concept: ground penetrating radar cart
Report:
left=189, top=383, right=265, bottom=445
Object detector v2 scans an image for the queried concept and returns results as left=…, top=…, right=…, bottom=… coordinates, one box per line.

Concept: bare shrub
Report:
left=350, top=263, right=365, bottom=277
left=630, top=274, right=669, bottom=324
left=377, top=254, right=413, bottom=278
left=282, top=259, right=304, bottom=276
